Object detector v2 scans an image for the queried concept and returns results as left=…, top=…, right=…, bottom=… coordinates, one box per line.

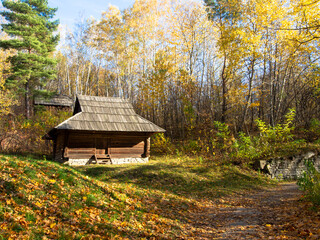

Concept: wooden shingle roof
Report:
left=51, top=95, right=165, bottom=133
left=34, top=95, right=73, bottom=107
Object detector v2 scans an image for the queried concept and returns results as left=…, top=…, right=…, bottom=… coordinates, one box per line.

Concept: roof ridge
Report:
left=80, top=113, right=137, bottom=116
left=77, top=95, right=129, bottom=100
left=82, top=107, right=134, bottom=109
left=67, top=120, right=153, bottom=124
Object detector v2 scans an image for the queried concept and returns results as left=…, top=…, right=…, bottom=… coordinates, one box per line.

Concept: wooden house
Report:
left=45, top=95, right=165, bottom=165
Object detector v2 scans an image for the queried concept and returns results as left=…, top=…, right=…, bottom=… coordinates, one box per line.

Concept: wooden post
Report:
left=62, top=130, right=69, bottom=161
left=53, top=138, right=57, bottom=160
left=143, top=137, right=150, bottom=158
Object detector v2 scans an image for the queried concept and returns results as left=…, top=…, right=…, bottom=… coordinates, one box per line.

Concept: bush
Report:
left=297, top=160, right=320, bottom=207
left=256, top=108, right=295, bottom=144
left=210, top=121, right=234, bottom=154
left=183, top=139, right=202, bottom=155
left=306, top=118, right=320, bottom=142
left=231, top=109, right=298, bottom=161
left=151, top=133, right=174, bottom=154
left=232, top=132, right=260, bottom=160
left=0, top=108, right=71, bottom=154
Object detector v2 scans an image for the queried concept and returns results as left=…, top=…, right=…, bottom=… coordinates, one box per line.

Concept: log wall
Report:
left=54, top=130, right=152, bottom=164
left=109, top=137, right=145, bottom=158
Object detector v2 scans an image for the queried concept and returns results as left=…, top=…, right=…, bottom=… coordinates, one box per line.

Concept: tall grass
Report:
left=297, top=160, right=320, bottom=207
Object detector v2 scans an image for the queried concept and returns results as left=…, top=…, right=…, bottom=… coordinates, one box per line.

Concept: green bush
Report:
left=183, top=139, right=202, bottom=155
left=212, top=121, right=234, bottom=151
left=310, top=119, right=320, bottom=133
left=232, top=109, right=297, bottom=161
left=297, top=160, right=320, bottom=207
left=256, top=108, right=295, bottom=144
left=307, top=118, right=320, bottom=142
left=232, top=132, right=260, bottom=160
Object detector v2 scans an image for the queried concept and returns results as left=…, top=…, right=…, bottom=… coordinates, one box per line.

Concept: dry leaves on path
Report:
left=185, top=183, right=320, bottom=239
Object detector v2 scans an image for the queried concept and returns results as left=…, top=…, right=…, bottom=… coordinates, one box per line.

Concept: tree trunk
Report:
left=25, top=82, right=31, bottom=119
left=240, top=58, right=255, bottom=131
left=221, top=55, right=228, bottom=123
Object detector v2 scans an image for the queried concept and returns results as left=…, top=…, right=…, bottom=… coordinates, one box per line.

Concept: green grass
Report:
left=0, top=154, right=275, bottom=239
left=79, top=155, right=274, bottom=200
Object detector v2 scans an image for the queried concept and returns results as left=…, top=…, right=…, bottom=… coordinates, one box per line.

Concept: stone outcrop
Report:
left=255, top=152, right=320, bottom=179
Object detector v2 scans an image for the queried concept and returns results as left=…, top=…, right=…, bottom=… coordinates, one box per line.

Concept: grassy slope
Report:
left=0, top=154, right=275, bottom=239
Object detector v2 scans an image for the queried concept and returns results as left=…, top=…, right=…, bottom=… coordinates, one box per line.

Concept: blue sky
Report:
left=48, top=0, right=135, bottom=29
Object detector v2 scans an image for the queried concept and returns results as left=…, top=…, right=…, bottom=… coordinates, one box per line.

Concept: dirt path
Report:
left=188, top=183, right=320, bottom=239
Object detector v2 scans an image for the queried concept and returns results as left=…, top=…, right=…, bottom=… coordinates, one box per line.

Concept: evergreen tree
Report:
left=0, top=0, right=59, bottom=118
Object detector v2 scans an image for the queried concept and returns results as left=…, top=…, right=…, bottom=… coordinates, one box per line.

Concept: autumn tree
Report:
left=0, top=47, right=16, bottom=116
left=204, top=0, right=245, bottom=123
left=51, top=0, right=320, bottom=140
left=0, top=0, right=59, bottom=118
left=291, top=0, right=320, bottom=44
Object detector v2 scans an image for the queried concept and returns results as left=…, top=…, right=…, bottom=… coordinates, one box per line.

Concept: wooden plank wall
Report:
left=61, top=132, right=149, bottom=159
left=110, top=137, right=145, bottom=158
left=95, top=137, right=108, bottom=155
left=68, top=134, right=94, bottom=148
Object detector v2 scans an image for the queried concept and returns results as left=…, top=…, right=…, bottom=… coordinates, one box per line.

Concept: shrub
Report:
left=183, top=139, right=202, bottom=155
left=232, top=109, right=298, bottom=161
left=232, top=132, right=260, bottom=160
left=297, top=160, right=320, bottom=207
left=0, top=108, right=71, bottom=154
left=212, top=121, right=234, bottom=151
left=151, top=133, right=173, bottom=154
left=306, top=118, right=320, bottom=142
left=256, top=108, right=295, bottom=144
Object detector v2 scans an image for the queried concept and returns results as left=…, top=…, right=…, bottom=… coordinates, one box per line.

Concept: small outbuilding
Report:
left=34, top=95, right=73, bottom=109
left=45, top=95, right=165, bottom=166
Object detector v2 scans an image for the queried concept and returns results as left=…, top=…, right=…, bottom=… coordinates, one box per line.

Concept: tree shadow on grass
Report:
left=48, top=158, right=271, bottom=235
left=0, top=154, right=273, bottom=238
left=81, top=162, right=270, bottom=202
left=88, top=164, right=271, bottom=230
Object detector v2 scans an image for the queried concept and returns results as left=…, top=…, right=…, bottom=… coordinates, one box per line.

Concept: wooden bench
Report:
left=64, top=147, right=112, bottom=164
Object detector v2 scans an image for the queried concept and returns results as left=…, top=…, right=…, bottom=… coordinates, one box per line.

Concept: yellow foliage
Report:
left=151, top=133, right=173, bottom=154
left=0, top=49, right=16, bottom=116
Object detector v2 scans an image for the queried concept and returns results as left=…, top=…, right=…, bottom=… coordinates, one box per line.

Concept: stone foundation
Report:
left=111, top=157, right=149, bottom=164
left=68, top=159, right=89, bottom=166
left=67, top=157, right=149, bottom=166
left=255, top=152, right=320, bottom=179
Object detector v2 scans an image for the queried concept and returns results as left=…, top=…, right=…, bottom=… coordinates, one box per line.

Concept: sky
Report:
left=48, top=0, right=135, bottom=29
left=44, top=0, right=136, bottom=47
left=0, top=0, right=135, bottom=41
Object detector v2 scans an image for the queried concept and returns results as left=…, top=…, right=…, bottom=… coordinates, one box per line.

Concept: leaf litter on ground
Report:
left=0, top=154, right=319, bottom=239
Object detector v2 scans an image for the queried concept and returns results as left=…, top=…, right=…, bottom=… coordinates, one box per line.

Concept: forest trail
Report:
left=188, top=183, right=320, bottom=239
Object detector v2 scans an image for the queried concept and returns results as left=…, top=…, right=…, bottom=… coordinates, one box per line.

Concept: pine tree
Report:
left=0, top=0, right=59, bottom=118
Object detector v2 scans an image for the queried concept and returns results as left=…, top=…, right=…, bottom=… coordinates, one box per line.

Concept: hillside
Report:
left=0, top=154, right=275, bottom=239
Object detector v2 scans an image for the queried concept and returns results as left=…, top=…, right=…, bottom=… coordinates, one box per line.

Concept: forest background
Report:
left=1, top=2, right=320, bottom=238
left=0, top=0, right=319, bottom=162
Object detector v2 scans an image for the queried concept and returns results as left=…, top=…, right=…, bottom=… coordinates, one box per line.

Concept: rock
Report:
left=255, top=160, right=267, bottom=170
left=256, top=152, right=320, bottom=180
left=265, top=164, right=272, bottom=175
left=302, top=152, right=315, bottom=159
